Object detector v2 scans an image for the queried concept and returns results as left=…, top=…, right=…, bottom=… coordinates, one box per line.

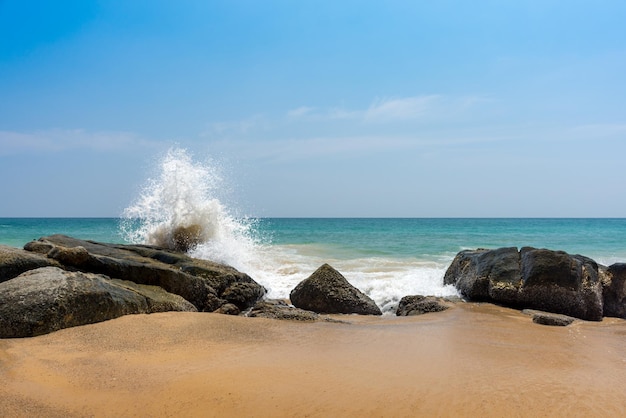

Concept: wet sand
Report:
left=1, top=303, right=625, bottom=417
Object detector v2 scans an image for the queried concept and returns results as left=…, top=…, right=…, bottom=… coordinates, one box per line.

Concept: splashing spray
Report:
left=121, top=148, right=258, bottom=270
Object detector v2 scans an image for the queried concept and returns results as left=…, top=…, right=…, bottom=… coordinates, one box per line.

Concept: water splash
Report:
left=120, top=148, right=458, bottom=313
left=121, top=147, right=258, bottom=271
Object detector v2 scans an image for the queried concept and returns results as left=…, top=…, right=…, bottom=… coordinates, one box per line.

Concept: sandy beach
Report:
left=1, top=303, right=625, bottom=417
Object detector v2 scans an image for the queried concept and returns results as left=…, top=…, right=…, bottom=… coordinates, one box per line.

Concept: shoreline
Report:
left=2, top=302, right=625, bottom=417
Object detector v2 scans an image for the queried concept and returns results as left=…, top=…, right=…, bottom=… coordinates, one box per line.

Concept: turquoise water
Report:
left=3, top=218, right=626, bottom=263
left=2, top=217, right=625, bottom=312
left=255, top=218, right=626, bottom=265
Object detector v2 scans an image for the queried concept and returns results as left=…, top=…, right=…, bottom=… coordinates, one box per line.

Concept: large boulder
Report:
left=0, top=267, right=196, bottom=338
left=290, top=264, right=382, bottom=315
left=601, top=263, right=626, bottom=318
left=0, top=245, right=61, bottom=283
left=24, top=235, right=265, bottom=312
left=444, top=247, right=604, bottom=321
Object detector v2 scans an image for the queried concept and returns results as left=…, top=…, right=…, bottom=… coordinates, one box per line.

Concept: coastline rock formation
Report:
left=0, top=235, right=266, bottom=338
left=290, top=263, right=382, bottom=315
left=443, top=246, right=625, bottom=321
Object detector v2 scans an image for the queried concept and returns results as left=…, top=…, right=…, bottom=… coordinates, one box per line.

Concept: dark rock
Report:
left=443, top=247, right=521, bottom=302
left=602, top=263, right=626, bottom=318
left=396, top=295, right=453, bottom=316
left=222, top=282, right=266, bottom=310
left=246, top=299, right=344, bottom=322
left=0, top=267, right=195, bottom=338
left=444, top=247, right=604, bottom=321
left=23, top=235, right=265, bottom=312
left=213, top=303, right=241, bottom=315
left=0, top=245, right=61, bottom=283
left=290, top=264, right=382, bottom=315
left=522, top=309, right=576, bottom=327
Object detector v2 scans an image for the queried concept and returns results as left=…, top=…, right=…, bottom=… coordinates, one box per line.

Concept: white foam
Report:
left=120, top=147, right=258, bottom=271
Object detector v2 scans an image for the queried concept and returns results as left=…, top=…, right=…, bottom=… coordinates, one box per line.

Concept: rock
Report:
left=0, top=245, right=61, bottom=283
left=213, top=303, right=241, bottom=315
left=602, top=263, right=626, bottom=318
left=522, top=309, right=576, bottom=327
left=247, top=299, right=320, bottom=321
left=246, top=299, right=345, bottom=322
left=396, top=295, right=453, bottom=316
left=109, top=279, right=198, bottom=313
left=444, top=247, right=604, bottom=321
left=23, top=235, right=265, bottom=312
left=221, top=282, right=266, bottom=310
left=290, top=264, right=382, bottom=315
left=0, top=267, right=195, bottom=338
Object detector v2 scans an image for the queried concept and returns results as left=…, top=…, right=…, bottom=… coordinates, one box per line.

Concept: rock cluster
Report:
left=443, top=246, right=626, bottom=321
left=3, top=235, right=624, bottom=338
left=0, top=235, right=266, bottom=337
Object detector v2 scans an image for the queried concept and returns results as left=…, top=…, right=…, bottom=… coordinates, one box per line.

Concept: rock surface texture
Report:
left=290, top=264, right=382, bottom=315
left=601, top=263, right=626, bottom=319
left=0, top=235, right=265, bottom=337
left=443, top=247, right=614, bottom=321
left=396, top=295, right=455, bottom=316
left=0, top=267, right=197, bottom=338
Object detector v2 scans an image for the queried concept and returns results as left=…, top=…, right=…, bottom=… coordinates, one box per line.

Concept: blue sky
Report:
left=1, top=0, right=625, bottom=217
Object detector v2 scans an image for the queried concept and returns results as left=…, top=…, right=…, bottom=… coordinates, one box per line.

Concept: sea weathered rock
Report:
left=396, top=295, right=453, bottom=316
left=247, top=299, right=320, bottom=321
left=601, top=263, right=626, bottom=318
left=0, top=245, right=61, bottom=283
left=290, top=264, right=382, bottom=315
left=444, top=247, right=604, bottom=321
left=522, top=309, right=576, bottom=327
left=23, top=235, right=265, bottom=312
left=246, top=299, right=345, bottom=322
left=0, top=267, right=196, bottom=338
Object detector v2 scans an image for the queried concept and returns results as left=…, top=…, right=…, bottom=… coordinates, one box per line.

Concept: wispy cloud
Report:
left=283, top=94, right=491, bottom=123
left=202, top=114, right=269, bottom=138
left=287, top=106, right=316, bottom=118
left=364, top=95, right=442, bottom=122
left=0, top=129, right=158, bottom=156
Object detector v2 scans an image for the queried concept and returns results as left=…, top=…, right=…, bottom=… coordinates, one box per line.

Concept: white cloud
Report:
left=202, top=114, right=269, bottom=138
left=0, top=129, right=158, bottom=156
left=297, top=94, right=491, bottom=123
left=364, top=95, right=442, bottom=122
left=287, top=106, right=315, bottom=118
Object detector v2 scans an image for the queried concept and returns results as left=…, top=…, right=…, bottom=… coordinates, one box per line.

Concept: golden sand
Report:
left=1, top=303, right=625, bottom=417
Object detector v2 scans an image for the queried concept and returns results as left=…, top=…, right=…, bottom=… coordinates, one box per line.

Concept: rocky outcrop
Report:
left=0, top=267, right=197, bottom=338
left=0, top=234, right=266, bottom=338
left=290, top=264, right=382, bottom=315
left=0, top=245, right=61, bottom=283
left=24, top=235, right=265, bottom=312
left=444, top=247, right=604, bottom=321
left=396, top=295, right=455, bottom=316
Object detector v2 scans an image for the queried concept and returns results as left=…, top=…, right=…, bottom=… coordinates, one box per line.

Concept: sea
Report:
left=2, top=149, right=625, bottom=313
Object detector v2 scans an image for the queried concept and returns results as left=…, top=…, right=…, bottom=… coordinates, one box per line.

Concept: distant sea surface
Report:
left=2, top=217, right=625, bottom=312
